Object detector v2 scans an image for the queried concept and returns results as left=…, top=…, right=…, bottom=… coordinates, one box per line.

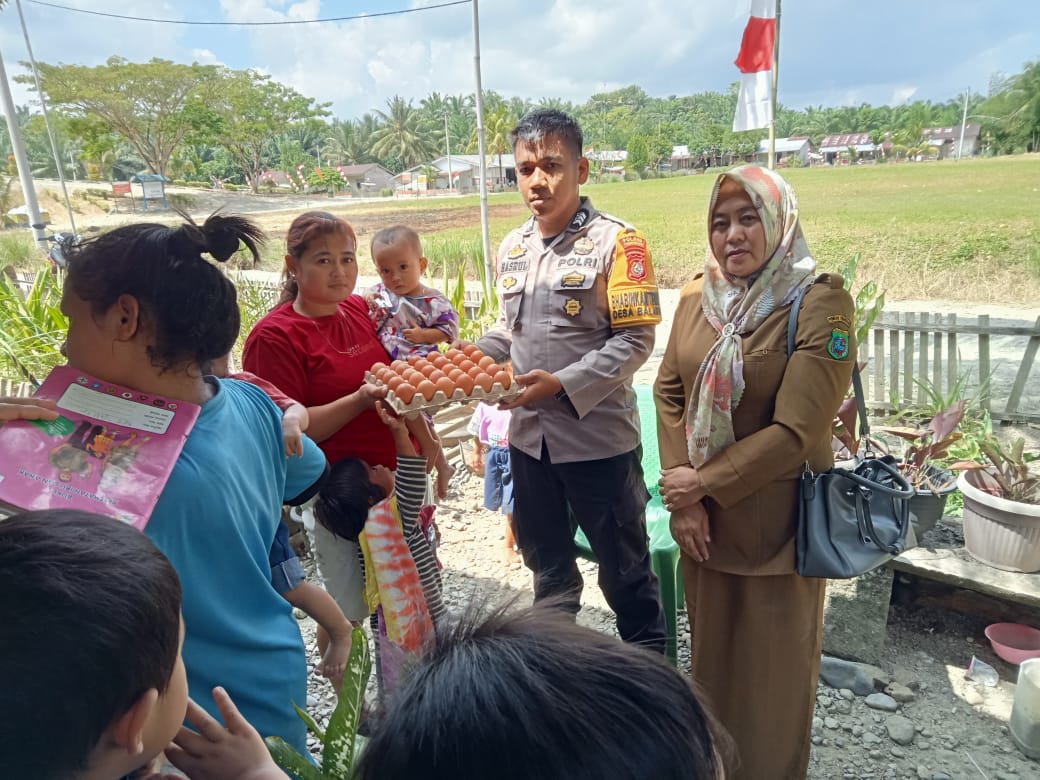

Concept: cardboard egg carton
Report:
left=364, top=371, right=521, bottom=416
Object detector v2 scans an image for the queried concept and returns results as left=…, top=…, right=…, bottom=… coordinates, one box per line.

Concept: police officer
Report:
left=476, top=109, right=666, bottom=652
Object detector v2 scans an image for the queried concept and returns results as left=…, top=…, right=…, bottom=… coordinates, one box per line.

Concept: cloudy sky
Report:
left=1, top=0, right=1035, bottom=120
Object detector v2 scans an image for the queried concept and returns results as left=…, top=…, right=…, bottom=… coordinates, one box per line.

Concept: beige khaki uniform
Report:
left=654, top=273, right=855, bottom=780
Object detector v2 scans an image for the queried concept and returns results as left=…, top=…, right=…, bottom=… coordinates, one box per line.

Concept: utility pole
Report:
left=0, top=45, right=46, bottom=246
left=472, top=0, right=493, bottom=284
left=444, top=112, right=453, bottom=193
left=957, top=88, right=969, bottom=161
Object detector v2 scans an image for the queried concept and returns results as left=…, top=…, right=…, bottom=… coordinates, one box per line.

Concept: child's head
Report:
left=314, top=457, right=394, bottom=541
left=0, top=509, right=185, bottom=780
left=355, top=600, right=728, bottom=780
left=371, top=225, right=427, bottom=297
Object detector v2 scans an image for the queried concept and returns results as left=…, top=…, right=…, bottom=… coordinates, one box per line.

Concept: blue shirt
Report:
left=145, top=378, right=326, bottom=753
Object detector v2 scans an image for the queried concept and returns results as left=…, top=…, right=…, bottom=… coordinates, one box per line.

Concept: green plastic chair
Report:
left=573, top=385, right=683, bottom=665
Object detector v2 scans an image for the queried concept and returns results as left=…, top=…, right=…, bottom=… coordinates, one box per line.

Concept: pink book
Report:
left=0, top=366, right=201, bottom=529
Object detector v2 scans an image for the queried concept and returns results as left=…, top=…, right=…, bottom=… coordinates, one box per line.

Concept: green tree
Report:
left=19, top=57, right=221, bottom=175
left=625, top=134, right=649, bottom=173
left=211, top=68, right=329, bottom=192
left=370, top=96, right=436, bottom=168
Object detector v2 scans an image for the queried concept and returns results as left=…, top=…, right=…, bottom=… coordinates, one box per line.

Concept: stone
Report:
left=833, top=698, right=853, bottom=715
left=825, top=717, right=840, bottom=730
left=891, top=746, right=906, bottom=758
left=839, top=687, right=856, bottom=700
left=866, top=692, right=900, bottom=712
left=885, top=682, right=917, bottom=702
left=820, top=656, right=876, bottom=696
left=886, top=715, right=916, bottom=746
left=862, top=731, right=882, bottom=745
left=822, top=567, right=895, bottom=665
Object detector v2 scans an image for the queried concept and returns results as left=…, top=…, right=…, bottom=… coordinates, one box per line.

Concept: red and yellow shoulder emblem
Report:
left=608, top=229, right=661, bottom=327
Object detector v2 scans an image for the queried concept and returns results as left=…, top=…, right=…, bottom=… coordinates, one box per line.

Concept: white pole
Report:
left=471, top=0, right=493, bottom=284
left=957, top=88, right=969, bottom=161
left=15, top=0, right=76, bottom=233
left=444, top=112, right=453, bottom=192
left=768, top=0, right=782, bottom=170
left=0, top=45, right=46, bottom=246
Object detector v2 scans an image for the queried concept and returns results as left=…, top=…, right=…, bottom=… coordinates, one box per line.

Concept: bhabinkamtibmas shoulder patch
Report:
left=608, top=230, right=662, bottom=327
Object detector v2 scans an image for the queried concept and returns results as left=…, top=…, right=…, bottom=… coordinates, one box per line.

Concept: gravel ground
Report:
left=293, top=465, right=1039, bottom=779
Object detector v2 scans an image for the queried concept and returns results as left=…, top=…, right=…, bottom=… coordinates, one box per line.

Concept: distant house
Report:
left=392, top=154, right=515, bottom=194
left=818, top=132, right=884, bottom=164
left=921, top=124, right=981, bottom=158
left=338, top=163, right=394, bottom=194
left=585, top=149, right=627, bottom=175
left=756, top=136, right=812, bottom=166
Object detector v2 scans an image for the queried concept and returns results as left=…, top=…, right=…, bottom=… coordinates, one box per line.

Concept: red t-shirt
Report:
left=242, top=296, right=396, bottom=468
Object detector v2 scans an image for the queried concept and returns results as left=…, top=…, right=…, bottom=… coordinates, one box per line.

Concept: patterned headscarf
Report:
left=685, top=164, right=817, bottom=466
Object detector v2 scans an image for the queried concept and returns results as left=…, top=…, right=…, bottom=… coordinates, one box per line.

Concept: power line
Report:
left=23, top=0, right=470, bottom=26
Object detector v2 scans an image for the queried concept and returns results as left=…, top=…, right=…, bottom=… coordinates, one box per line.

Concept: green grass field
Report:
left=308, top=155, right=1040, bottom=303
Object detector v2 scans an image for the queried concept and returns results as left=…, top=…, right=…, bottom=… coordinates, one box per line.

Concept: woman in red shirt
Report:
left=243, top=211, right=394, bottom=469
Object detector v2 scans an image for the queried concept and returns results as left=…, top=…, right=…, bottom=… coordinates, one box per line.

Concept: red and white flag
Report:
left=733, top=0, right=777, bottom=132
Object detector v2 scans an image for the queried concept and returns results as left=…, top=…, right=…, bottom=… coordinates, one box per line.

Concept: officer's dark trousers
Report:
left=509, top=441, right=666, bottom=653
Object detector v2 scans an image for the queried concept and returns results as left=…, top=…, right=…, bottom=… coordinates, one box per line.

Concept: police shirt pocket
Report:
left=497, top=271, right=526, bottom=329
left=549, top=269, right=598, bottom=328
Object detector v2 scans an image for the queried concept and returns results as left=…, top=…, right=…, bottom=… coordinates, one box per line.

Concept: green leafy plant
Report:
left=441, top=241, right=499, bottom=342
left=0, top=268, right=67, bottom=385
left=875, top=401, right=966, bottom=493
left=266, top=625, right=372, bottom=779
left=837, top=253, right=885, bottom=346
left=956, top=436, right=1040, bottom=505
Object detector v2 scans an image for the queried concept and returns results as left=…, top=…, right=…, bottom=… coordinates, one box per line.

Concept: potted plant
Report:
left=875, top=400, right=966, bottom=537
left=955, top=435, right=1040, bottom=573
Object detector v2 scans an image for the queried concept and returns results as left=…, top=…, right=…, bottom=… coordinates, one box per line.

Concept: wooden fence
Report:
left=860, top=312, right=1040, bottom=423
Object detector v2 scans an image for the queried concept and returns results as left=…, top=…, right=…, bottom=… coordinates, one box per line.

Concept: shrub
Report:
left=380, top=188, right=394, bottom=197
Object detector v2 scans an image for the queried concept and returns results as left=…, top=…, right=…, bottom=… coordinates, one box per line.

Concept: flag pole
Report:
left=767, top=0, right=781, bottom=169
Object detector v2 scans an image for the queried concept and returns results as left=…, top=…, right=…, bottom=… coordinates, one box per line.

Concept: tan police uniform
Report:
left=654, top=272, right=856, bottom=780
left=478, top=197, right=668, bottom=649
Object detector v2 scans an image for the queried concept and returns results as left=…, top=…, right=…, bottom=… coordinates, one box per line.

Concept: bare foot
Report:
left=435, top=462, right=456, bottom=501
left=501, top=543, right=520, bottom=566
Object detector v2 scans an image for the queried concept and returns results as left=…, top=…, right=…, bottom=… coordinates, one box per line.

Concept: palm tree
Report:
left=370, top=96, right=436, bottom=168
left=324, top=119, right=370, bottom=166
left=469, top=104, right=515, bottom=187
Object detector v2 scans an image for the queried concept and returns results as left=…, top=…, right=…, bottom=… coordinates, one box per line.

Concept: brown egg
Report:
left=458, top=359, right=476, bottom=373
left=447, top=367, right=465, bottom=382
left=428, top=369, right=446, bottom=383
left=371, top=361, right=388, bottom=374
left=386, top=375, right=404, bottom=391
left=455, top=373, right=475, bottom=395
left=394, top=383, right=416, bottom=403
left=416, top=379, right=438, bottom=401
left=477, top=355, right=495, bottom=370
left=407, top=354, right=424, bottom=366
left=492, top=371, right=511, bottom=389
left=444, top=348, right=463, bottom=361
left=485, top=363, right=502, bottom=376
left=419, top=363, right=438, bottom=378
left=467, top=365, right=484, bottom=379
left=429, top=352, right=449, bottom=367
left=390, top=359, right=408, bottom=373
left=474, top=371, right=494, bottom=392
left=463, top=343, right=482, bottom=358
left=405, top=369, right=425, bottom=386
left=434, top=376, right=455, bottom=397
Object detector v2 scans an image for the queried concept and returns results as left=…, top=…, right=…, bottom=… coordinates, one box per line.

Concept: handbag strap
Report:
left=854, top=491, right=910, bottom=555
left=787, top=284, right=870, bottom=439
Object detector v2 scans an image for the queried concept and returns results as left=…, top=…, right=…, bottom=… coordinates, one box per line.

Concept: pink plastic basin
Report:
left=986, top=623, right=1040, bottom=665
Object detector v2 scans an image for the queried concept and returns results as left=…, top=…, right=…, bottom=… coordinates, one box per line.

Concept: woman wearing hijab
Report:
left=654, top=165, right=855, bottom=779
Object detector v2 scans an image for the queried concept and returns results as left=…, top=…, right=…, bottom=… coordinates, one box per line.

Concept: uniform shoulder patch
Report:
left=827, top=328, right=850, bottom=360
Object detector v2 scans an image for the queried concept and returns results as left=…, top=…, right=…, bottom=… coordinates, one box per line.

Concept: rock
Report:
left=930, top=774, right=951, bottom=780
left=817, top=693, right=832, bottom=709
left=862, top=731, right=882, bottom=745
left=820, top=656, right=876, bottom=695
left=885, top=682, right=917, bottom=702
left=839, top=687, right=856, bottom=700
left=812, top=716, right=823, bottom=731
left=916, top=766, right=930, bottom=779
left=866, top=692, right=900, bottom=712
left=886, top=715, right=916, bottom=745
left=891, top=746, right=906, bottom=758
left=833, top=698, right=853, bottom=715
left=852, top=724, right=865, bottom=737
left=822, top=567, right=894, bottom=664
left=825, top=716, right=840, bottom=730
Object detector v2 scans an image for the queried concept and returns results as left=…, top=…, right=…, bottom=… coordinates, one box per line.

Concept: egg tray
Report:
left=364, top=371, right=522, bottom=416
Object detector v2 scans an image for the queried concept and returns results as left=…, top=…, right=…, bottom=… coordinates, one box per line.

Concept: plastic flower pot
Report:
left=959, top=470, right=1040, bottom=573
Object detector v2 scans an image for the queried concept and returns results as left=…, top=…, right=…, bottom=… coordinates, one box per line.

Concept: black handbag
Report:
left=786, top=286, right=916, bottom=579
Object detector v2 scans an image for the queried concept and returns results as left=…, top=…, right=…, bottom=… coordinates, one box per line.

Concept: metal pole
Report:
left=0, top=45, right=46, bottom=246
left=957, top=88, right=969, bottom=161
left=768, top=0, right=782, bottom=170
left=444, top=113, right=453, bottom=193
left=15, top=0, right=76, bottom=233
left=471, top=0, right=493, bottom=284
